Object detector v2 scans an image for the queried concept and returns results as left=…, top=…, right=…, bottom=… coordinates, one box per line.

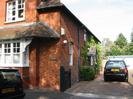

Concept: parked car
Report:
left=0, top=69, right=25, bottom=99
left=104, top=59, right=128, bottom=81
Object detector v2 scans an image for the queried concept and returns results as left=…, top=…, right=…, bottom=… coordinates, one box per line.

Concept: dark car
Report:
left=0, top=69, right=25, bottom=99
left=104, top=59, right=128, bottom=81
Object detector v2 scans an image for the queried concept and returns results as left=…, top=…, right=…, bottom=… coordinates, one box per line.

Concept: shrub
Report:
left=80, top=66, right=96, bottom=81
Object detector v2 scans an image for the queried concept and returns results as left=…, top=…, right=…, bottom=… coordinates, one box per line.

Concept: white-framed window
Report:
left=0, top=39, right=31, bottom=67
left=84, top=33, right=87, bottom=41
left=69, top=44, right=73, bottom=66
left=91, top=56, right=94, bottom=66
left=6, top=0, right=25, bottom=22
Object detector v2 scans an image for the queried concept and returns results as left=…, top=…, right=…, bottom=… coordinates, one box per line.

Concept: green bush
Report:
left=80, top=67, right=96, bottom=81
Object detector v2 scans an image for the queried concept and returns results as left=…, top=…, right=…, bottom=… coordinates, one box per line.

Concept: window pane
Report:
left=4, top=43, right=11, bottom=53
left=12, top=11, right=15, bottom=15
left=17, top=48, right=20, bottom=52
left=5, top=54, right=11, bottom=63
left=18, top=5, right=21, bottom=8
left=8, top=49, right=10, bottom=53
left=18, top=10, right=23, bottom=18
left=4, top=49, right=7, bottom=53
left=18, top=0, right=21, bottom=4
left=17, top=43, right=20, bottom=47
left=0, top=44, right=2, bottom=53
left=13, top=54, right=20, bottom=64
left=0, top=55, right=1, bottom=63
left=13, top=42, right=20, bottom=53
left=12, top=17, right=15, bottom=20
left=8, top=43, right=10, bottom=47
left=13, top=43, right=16, bottom=47
left=13, top=1, right=16, bottom=6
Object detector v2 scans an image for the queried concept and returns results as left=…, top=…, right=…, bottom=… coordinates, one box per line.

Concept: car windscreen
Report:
left=1, top=71, right=21, bottom=81
left=106, top=61, right=125, bottom=68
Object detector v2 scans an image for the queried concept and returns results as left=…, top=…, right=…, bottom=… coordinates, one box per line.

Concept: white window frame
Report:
left=0, top=39, right=31, bottom=67
left=6, top=0, right=25, bottom=23
left=84, top=33, right=87, bottom=41
left=69, top=44, right=74, bottom=66
left=91, top=56, right=94, bottom=66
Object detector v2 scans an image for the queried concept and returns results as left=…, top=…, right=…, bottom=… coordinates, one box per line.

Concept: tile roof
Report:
left=37, top=0, right=63, bottom=9
left=0, top=22, right=60, bottom=40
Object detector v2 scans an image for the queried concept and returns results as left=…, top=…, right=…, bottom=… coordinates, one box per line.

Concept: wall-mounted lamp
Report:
left=63, top=40, right=68, bottom=44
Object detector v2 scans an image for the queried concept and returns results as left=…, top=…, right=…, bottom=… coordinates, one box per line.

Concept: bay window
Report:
left=0, top=39, right=31, bottom=67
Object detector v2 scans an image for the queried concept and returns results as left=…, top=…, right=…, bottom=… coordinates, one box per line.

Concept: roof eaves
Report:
left=37, top=2, right=100, bottom=42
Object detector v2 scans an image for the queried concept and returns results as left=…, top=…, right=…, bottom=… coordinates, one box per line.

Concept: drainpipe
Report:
left=77, top=26, right=81, bottom=81
left=77, top=25, right=84, bottom=81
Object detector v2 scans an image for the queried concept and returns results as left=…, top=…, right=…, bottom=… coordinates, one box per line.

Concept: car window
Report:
left=106, top=61, right=125, bottom=68
left=1, top=71, right=21, bottom=81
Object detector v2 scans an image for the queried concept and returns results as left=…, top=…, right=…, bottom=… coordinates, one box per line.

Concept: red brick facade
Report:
left=0, top=0, right=99, bottom=91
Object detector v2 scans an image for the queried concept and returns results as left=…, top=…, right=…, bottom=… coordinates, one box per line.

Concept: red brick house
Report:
left=0, top=0, right=99, bottom=91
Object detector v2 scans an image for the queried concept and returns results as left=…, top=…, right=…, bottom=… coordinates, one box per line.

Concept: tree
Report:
left=114, top=33, right=127, bottom=48
left=131, top=31, right=133, bottom=42
left=124, top=43, right=133, bottom=55
left=105, top=44, right=121, bottom=56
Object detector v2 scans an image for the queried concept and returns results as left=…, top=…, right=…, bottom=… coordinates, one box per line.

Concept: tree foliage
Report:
left=104, top=32, right=133, bottom=56
left=81, top=36, right=101, bottom=66
left=114, top=33, right=127, bottom=48
left=124, top=43, right=133, bottom=55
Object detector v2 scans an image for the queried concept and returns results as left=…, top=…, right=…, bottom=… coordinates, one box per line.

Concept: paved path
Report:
left=66, top=74, right=133, bottom=99
left=24, top=74, right=133, bottom=99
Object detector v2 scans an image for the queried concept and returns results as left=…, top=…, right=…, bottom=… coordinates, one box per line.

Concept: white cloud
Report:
left=61, top=0, right=133, bottom=42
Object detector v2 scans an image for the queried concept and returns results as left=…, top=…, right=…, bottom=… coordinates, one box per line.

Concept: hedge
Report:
left=80, top=66, right=96, bottom=81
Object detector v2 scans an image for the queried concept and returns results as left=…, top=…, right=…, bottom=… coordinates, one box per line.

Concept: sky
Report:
left=61, top=0, right=133, bottom=42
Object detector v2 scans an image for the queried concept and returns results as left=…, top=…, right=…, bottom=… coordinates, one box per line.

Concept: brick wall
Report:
left=60, top=11, right=84, bottom=85
left=29, top=39, right=61, bottom=90
left=39, top=10, right=61, bottom=33
left=0, top=0, right=38, bottom=26
left=0, top=0, right=86, bottom=91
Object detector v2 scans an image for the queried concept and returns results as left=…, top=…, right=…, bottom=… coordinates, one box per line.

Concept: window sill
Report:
left=5, top=19, right=25, bottom=24
left=0, top=64, right=29, bottom=67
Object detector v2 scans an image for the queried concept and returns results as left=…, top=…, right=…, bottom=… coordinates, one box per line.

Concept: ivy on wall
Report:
left=80, top=36, right=102, bottom=81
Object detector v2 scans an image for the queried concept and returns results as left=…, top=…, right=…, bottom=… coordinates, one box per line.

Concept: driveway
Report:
left=24, top=74, right=133, bottom=99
